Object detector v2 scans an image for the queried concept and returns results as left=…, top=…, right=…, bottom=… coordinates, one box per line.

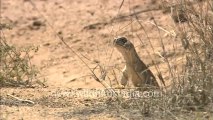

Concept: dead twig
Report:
left=7, top=94, right=35, bottom=104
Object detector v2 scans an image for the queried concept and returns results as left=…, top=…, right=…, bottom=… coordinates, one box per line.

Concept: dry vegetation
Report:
left=0, top=24, right=41, bottom=87
left=1, top=0, right=213, bottom=119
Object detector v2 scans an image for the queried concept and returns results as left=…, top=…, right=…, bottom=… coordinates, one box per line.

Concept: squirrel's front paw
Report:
left=114, top=84, right=125, bottom=89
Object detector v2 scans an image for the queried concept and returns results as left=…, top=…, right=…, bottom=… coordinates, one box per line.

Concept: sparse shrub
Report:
left=0, top=23, right=40, bottom=87
left=173, top=0, right=213, bottom=107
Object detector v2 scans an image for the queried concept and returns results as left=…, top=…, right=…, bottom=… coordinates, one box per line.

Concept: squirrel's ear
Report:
left=124, top=42, right=131, bottom=49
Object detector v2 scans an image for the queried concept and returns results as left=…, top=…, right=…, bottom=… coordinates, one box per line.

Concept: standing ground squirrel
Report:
left=113, top=37, right=159, bottom=88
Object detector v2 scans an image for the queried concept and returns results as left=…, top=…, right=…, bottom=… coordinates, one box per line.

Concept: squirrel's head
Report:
left=113, top=37, right=135, bottom=54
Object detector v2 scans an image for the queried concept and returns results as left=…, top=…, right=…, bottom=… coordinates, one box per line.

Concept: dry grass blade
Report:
left=119, top=0, right=125, bottom=12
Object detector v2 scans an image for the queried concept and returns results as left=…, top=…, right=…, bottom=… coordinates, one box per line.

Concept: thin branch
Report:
left=7, top=94, right=35, bottom=104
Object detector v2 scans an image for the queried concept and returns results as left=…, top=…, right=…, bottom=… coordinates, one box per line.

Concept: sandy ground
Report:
left=1, top=0, right=212, bottom=119
left=1, top=0, right=182, bottom=88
